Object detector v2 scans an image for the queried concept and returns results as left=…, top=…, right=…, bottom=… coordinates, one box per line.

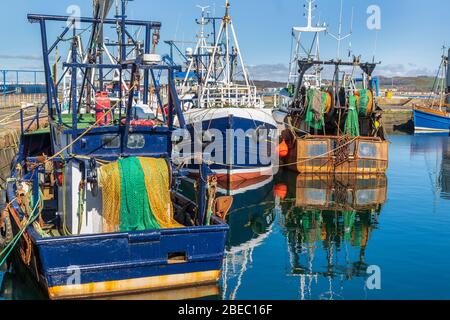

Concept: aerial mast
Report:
left=447, top=48, right=450, bottom=105
left=288, top=0, right=327, bottom=87
left=181, top=5, right=211, bottom=92
left=328, top=0, right=353, bottom=60
left=202, top=0, right=250, bottom=88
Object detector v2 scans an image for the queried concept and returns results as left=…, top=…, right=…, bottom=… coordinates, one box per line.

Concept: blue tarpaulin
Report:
left=175, top=72, right=197, bottom=80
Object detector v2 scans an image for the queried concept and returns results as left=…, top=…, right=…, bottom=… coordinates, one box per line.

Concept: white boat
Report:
left=176, top=1, right=277, bottom=182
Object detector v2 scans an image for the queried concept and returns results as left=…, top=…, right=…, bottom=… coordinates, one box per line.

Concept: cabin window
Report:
left=306, top=142, right=328, bottom=157
left=102, top=134, right=121, bottom=149
left=359, top=142, right=378, bottom=159
left=127, top=134, right=146, bottom=149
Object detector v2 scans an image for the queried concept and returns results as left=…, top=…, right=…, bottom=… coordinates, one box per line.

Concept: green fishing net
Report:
left=345, top=95, right=360, bottom=137
left=343, top=210, right=356, bottom=242
left=118, top=157, right=161, bottom=232
left=359, top=89, right=370, bottom=117
left=305, top=89, right=326, bottom=130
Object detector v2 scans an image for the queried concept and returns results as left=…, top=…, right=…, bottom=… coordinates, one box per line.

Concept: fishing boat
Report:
left=413, top=48, right=450, bottom=133
left=0, top=1, right=230, bottom=300
left=280, top=0, right=389, bottom=174
left=175, top=1, right=278, bottom=183
left=410, top=136, right=450, bottom=202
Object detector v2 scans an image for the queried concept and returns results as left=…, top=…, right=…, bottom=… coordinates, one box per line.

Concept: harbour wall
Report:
left=382, top=109, right=414, bottom=134
left=0, top=128, right=19, bottom=192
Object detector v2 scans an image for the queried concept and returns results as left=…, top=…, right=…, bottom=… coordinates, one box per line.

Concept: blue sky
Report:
left=0, top=0, right=449, bottom=81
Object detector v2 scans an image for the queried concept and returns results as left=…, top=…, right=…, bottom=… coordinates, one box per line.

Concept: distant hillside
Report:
left=237, top=80, right=285, bottom=89
left=246, top=76, right=438, bottom=92
left=377, top=76, right=436, bottom=92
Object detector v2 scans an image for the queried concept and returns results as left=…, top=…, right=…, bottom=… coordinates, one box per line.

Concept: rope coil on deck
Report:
left=0, top=192, right=42, bottom=267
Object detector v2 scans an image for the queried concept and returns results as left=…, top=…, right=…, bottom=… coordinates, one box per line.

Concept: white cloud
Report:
left=0, top=54, right=42, bottom=61
left=246, top=64, right=289, bottom=82
left=374, top=63, right=436, bottom=78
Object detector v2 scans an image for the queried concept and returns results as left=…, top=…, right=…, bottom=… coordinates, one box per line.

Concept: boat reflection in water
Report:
left=220, top=175, right=277, bottom=300
left=411, top=135, right=450, bottom=200
left=440, top=139, right=450, bottom=199
left=282, top=174, right=387, bottom=300
left=0, top=262, right=46, bottom=300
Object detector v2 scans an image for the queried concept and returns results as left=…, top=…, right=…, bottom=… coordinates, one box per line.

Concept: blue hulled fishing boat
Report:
left=414, top=106, right=450, bottom=133
left=0, top=1, right=230, bottom=300
left=413, top=48, right=450, bottom=133
left=175, top=1, right=278, bottom=184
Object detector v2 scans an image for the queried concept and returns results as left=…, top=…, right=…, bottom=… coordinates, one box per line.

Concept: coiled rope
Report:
left=0, top=192, right=43, bottom=267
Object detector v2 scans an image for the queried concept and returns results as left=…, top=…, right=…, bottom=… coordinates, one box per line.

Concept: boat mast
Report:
left=440, top=46, right=448, bottom=109
left=432, top=46, right=448, bottom=110
left=447, top=48, right=450, bottom=105
left=181, top=5, right=211, bottom=93
left=200, top=0, right=254, bottom=107
left=288, top=0, right=327, bottom=88
left=328, top=0, right=353, bottom=61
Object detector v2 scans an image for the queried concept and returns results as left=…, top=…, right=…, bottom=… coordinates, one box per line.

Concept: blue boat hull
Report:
left=414, top=108, right=450, bottom=132
left=35, top=223, right=227, bottom=299
left=181, top=110, right=278, bottom=180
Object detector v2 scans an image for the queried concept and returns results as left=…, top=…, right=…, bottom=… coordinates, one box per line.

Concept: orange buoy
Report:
left=277, top=139, right=289, bottom=158
left=274, top=184, right=288, bottom=200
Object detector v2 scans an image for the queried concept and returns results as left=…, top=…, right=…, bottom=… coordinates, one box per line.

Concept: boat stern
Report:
left=33, top=221, right=228, bottom=300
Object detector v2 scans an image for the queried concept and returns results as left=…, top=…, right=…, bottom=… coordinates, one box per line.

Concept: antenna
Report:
left=181, top=5, right=214, bottom=92
left=372, top=30, right=379, bottom=63
left=196, top=5, right=211, bottom=20
left=199, top=0, right=258, bottom=107
left=288, top=0, right=326, bottom=87
left=328, top=0, right=353, bottom=60
left=293, top=0, right=326, bottom=33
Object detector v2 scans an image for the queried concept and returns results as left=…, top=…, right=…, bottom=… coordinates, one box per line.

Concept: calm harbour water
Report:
left=1, top=135, right=450, bottom=300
